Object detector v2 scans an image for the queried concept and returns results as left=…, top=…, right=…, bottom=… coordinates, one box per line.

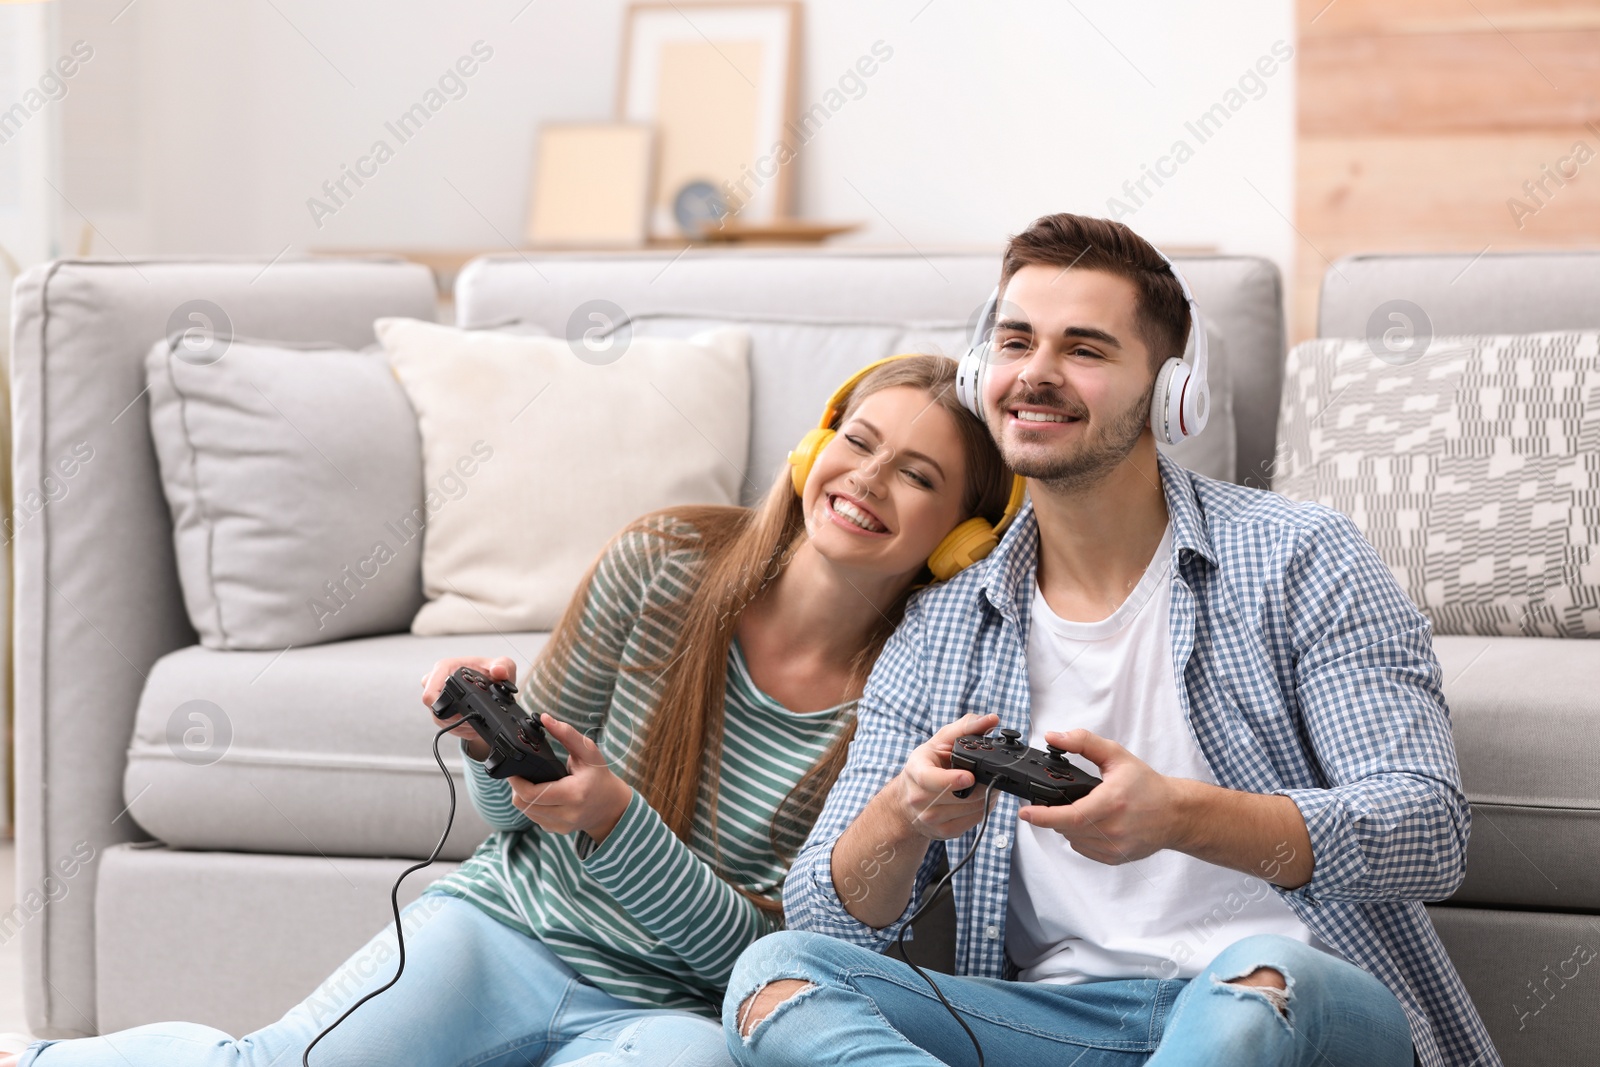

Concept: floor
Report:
left=0, top=840, right=32, bottom=1038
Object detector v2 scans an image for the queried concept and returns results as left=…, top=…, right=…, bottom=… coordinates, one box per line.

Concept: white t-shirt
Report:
left=1007, top=522, right=1324, bottom=984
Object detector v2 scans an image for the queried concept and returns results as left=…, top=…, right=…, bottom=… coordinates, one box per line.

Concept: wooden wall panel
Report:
left=1294, top=0, right=1600, bottom=342
left=1301, top=132, right=1600, bottom=240
left=1300, top=33, right=1600, bottom=135
left=1293, top=131, right=1600, bottom=342
left=1298, top=0, right=1600, bottom=37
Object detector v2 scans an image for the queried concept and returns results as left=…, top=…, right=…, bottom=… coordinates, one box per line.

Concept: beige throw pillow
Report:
left=377, top=317, right=750, bottom=634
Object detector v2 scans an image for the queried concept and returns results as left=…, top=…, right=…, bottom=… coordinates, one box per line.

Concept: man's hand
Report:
left=1018, top=728, right=1315, bottom=888
left=506, top=715, right=633, bottom=844
left=893, top=712, right=1000, bottom=840
left=1017, top=728, right=1190, bottom=864
left=829, top=711, right=999, bottom=929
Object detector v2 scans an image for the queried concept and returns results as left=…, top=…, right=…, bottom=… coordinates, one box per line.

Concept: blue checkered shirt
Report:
left=785, top=452, right=1499, bottom=1067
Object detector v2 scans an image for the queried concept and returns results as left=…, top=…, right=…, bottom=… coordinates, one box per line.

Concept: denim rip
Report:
left=734, top=976, right=821, bottom=1044
left=1211, top=963, right=1294, bottom=1032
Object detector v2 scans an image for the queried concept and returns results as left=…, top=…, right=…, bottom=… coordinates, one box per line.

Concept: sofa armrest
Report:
left=8, top=257, right=436, bottom=1037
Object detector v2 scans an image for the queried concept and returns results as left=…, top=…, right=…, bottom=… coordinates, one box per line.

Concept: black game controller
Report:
left=431, top=667, right=569, bottom=783
left=948, top=728, right=1102, bottom=806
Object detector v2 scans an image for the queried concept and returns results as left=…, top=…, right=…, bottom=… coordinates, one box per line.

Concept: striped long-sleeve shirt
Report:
left=423, top=515, right=854, bottom=1017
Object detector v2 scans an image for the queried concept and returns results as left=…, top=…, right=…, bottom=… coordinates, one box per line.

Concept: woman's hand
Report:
left=420, top=655, right=518, bottom=759
left=507, top=715, right=634, bottom=844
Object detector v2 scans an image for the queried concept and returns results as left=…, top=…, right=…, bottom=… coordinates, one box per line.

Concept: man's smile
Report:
left=1005, top=401, right=1084, bottom=430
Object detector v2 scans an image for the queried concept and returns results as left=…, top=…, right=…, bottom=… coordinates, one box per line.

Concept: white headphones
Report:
left=954, top=250, right=1210, bottom=446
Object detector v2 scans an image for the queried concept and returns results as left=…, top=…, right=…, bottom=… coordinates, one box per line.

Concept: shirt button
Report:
left=985, top=924, right=1000, bottom=940
left=992, top=833, right=1010, bottom=849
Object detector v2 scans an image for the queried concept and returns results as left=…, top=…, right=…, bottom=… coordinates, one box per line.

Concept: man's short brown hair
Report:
left=999, top=213, right=1191, bottom=370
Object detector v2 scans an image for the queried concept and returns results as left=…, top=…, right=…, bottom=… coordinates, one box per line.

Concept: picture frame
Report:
left=525, top=123, right=655, bottom=248
left=618, top=1, right=800, bottom=237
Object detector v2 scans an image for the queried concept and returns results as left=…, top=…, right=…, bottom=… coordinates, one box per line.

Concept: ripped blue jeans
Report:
left=724, top=931, right=1414, bottom=1067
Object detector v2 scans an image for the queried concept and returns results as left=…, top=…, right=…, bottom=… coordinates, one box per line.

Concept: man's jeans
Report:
left=724, top=931, right=1413, bottom=1066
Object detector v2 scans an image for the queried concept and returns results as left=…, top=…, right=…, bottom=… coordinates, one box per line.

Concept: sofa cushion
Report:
left=375, top=317, right=752, bottom=634
left=1319, top=249, right=1600, bottom=338
left=1435, top=634, right=1600, bottom=911
left=626, top=314, right=947, bottom=493
left=1273, top=332, right=1600, bottom=637
left=125, top=631, right=552, bottom=860
left=144, top=336, right=427, bottom=650
left=504, top=313, right=1239, bottom=489
left=452, top=251, right=1287, bottom=496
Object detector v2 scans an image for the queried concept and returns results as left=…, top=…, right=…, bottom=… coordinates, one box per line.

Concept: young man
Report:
left=723, top=214, right=1499, bottom=1067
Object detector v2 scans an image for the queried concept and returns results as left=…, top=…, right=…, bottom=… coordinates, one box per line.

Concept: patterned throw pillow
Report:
left=1272, top=332, right=1599, bottom=638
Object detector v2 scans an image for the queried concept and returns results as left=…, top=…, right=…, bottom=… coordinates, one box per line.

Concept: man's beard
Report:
left=995, top=382, right=1153, bottom=494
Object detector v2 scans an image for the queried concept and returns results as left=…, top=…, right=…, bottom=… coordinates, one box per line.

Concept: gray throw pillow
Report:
left=145, top=335, right=426, bottom=649
left=1272, top=331, right=1600, bottom=638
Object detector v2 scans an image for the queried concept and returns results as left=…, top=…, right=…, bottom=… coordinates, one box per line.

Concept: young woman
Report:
left=5, top=354, right=1018, bottom=1067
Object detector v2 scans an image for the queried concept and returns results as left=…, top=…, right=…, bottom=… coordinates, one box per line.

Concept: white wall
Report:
left=798, top=2, right=1296, bottom=266
left=42, top=0, right=1295, bottom=274
left=0, top=4, right=58, bottom=272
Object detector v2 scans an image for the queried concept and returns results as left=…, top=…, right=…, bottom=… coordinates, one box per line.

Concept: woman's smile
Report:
left=824, top=492, right=890, bottom=536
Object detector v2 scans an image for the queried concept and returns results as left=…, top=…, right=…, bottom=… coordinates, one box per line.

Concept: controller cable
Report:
left=302, top=719, right=467, bottom=1066
left=891, top=789, right=995, bottom=1067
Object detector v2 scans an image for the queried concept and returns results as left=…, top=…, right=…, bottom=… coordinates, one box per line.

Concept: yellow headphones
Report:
left=787, top=354, right=1028, bottom=581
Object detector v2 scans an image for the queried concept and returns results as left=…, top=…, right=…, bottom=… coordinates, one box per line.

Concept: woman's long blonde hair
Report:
left=533, top=355, right=1013, bottom=914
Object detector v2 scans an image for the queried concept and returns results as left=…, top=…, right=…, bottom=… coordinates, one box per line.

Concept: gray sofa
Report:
left=1312, top=252, right=1600, bottom=1065
left=7, top=248, right=1595, bottom=1065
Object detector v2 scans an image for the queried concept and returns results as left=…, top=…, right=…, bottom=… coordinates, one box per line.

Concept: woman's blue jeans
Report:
left=20, top=894, right=730, bottom=1067
left=724, top=931, right=1414, bottom=1067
